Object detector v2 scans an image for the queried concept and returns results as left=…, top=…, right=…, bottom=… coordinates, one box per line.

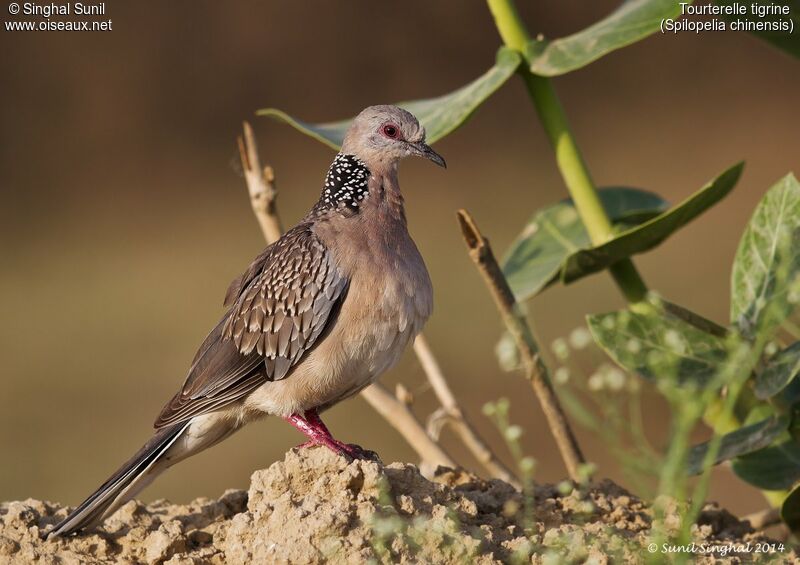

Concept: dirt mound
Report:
left=0, top=448, right=791, bottom=564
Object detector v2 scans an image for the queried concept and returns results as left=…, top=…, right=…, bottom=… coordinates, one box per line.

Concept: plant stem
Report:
left=414, top=335, right=519, bottom=485
left=488, top=0, right=786, bottom=521
left=238, top=121, right=283, bottom=243
left=486, top=0, right=648, bottom=303
left=458, top=209, right=586, bottom=482
left=742, top=507, right=782, bottom=530
left=360, top=383, right=457, bottom=472
left=486, top=0, right=528, bottom=52
left=522, top=74, right=612, bottom=243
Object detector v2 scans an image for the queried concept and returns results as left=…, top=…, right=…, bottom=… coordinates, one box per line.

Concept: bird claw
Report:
left=293, top=439, right=380, bottom=463
left=339, top=442, right=381, bottom=462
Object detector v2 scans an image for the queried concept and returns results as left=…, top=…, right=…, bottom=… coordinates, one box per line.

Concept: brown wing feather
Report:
left=154, top=224, right=348, bottom=429
left=222, top=226, right=348, bottom=371
left=222, top=245, right=273, bottom=309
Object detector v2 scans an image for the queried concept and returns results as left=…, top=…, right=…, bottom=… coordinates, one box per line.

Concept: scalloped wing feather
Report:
left=154, top=224, right=348, bottom=429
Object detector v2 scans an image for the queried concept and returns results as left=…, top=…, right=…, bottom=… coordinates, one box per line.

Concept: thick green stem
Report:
left=522, top=74, right=612, bottom=243
left=608, top=259, right=649, bottom=304
left=486, top=0, right=528, bottom=51
left=487, top=0, right=784, bottom=515
left=486, top=0, right=648, bottom=303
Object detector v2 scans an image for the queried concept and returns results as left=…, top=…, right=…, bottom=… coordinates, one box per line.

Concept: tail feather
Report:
left=47, top=422, right=190, bottom=538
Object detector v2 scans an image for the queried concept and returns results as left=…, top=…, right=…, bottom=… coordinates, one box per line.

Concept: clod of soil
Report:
left=0, top=448, right=792, bottom=564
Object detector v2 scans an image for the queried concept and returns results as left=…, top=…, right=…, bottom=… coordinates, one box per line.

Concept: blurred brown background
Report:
left=1, top=1, right=798, bottom=518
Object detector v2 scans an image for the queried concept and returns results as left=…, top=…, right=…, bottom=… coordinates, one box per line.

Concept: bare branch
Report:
left=361, top=383, right=457, bottom=474
left=414, top=335, right=519, bottom=487
left=238, top=121, right=282, bottom=244
left=742, top=507, right=782, bottom=530
left=457, top=209, right=587, bottom=483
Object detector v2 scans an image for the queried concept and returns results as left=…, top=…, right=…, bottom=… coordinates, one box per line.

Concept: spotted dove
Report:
left=48, top=105, right=445, bottom=538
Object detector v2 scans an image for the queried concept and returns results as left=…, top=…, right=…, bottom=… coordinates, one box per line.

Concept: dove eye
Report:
left=381, top=124, right=399, bottom=139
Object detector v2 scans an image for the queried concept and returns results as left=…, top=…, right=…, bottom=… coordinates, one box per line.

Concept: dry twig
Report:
left=742, top=507, right=782, bottom=530
left=457, top=209, right=587, bottom=483
left=237, top=121, right=459, bottom=473
left=361, top=383, right=456, bottom=472
left=416, top=335, right=519, bottom=486
left=238, top=121, right=282, bottom=243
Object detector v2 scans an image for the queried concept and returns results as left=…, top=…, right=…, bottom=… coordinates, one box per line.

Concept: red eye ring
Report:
left=382, top=124, right=399, bottom=139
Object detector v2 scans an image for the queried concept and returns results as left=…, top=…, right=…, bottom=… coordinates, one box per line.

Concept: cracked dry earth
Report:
left=0, top=448, right=793, bottom=564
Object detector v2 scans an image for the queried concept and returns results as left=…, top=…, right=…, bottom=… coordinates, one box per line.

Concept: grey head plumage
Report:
left=315, top=105, right=445, bottom=214
left=341, top=105, right=445, bottom=170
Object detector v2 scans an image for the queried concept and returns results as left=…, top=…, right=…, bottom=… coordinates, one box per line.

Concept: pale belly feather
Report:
left=243, top=262, right=431, bottom=417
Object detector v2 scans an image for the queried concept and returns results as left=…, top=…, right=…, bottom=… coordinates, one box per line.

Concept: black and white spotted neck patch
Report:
left=317, top=153, right=370, bottom=213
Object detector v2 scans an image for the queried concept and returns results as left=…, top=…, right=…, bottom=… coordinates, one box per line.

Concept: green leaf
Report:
left=715, top=0, right=800, bottom=59
left=526, top=0, right=688, bottom=76
left=731, top=173, right=800, bottom=338
left=257, top=48, right=522, bottom=150
left=733, top=440, right=800, bottom=490
left=587, top=306, right=728, bottom=385
left=756, top=342, right=800, bottom=399
left=782, top=484, right=800, bottom=531
left=780, top=374, right=800, bottom=407
left=687, top=416, right=789, bottom=475
left=503, top=188, right=668, bottom=301
left=561, top=163, right=743, bottom=285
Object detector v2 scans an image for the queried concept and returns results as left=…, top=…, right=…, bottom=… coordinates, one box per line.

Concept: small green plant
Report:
left=260, top=0, right=800, bottom=538
left=366, top=475, right=482, bottom=564
left=483, top=397, right=538, bottom=529
left=584, top=175, right=800, bottom=532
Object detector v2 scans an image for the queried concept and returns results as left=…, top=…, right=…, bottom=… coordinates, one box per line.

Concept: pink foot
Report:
left=286, top=410, right=379, bottom=462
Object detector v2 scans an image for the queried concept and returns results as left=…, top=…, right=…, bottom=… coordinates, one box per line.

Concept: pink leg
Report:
left=284, top=409, right=376, bottom=461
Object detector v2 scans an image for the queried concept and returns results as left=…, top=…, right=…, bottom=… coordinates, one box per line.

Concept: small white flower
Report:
left=519, top=456, right=536, bottom=473
left=557, top=480, right=573, bottom=495
left=664, top=329, right=686, bottom=354
left=551, top=338, right=570, bottom=360
left=588, top=372, right=604, bottom=391
left=554, top=367, right=570, bottom=384
left=505, top=425, right=523, bottom=442
left=626, top=338, right=642, bottom=354
left=605, top=367, right=626, bottom=391
left=496, top=397, right=510, bottom=415
left=569, top=327, right=593, bottom=350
